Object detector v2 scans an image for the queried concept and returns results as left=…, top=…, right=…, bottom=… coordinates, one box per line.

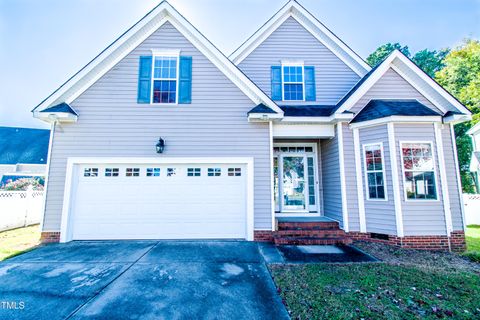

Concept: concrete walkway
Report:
left=0, top=241, right=289, bottom=320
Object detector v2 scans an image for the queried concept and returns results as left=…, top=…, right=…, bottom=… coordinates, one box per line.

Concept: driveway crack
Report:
left=64, top=241, right=160, bottom=319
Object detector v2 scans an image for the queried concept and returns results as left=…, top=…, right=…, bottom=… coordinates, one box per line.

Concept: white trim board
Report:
left=387, top=123, right=404, bottom=237
left=335, top=50, right=471, bottom=116
left=229, top=0, right=370, bottom=76
left=33, top=1, right=283, bottom=115
left=337, top=123, right=349, bottom=232
left=59, top=157, right=255, bottom=242
left=349, top=116, right=442, bottom=129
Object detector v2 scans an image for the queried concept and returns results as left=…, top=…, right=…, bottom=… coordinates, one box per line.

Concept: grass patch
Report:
left=464, top=225, right=480, bottom=262
left=270, top=263, right=480, bottom=320
left=0, top=225, right=40, bottom=261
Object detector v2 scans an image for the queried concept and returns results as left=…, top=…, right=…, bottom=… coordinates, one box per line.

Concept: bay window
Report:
left=363, top=143, right=386, bottom=200
left=401, top=142, right=437, bottom=200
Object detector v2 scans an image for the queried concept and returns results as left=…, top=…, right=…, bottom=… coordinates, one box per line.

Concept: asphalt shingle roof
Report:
left=351, top=100, right=441, bottom=123
left=0, top=127, right=50, bottom=164
left=40, top=103, right=78, bottom=115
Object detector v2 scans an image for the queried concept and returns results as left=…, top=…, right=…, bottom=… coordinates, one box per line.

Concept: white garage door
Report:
left=68, top=162, right=248, bottom=240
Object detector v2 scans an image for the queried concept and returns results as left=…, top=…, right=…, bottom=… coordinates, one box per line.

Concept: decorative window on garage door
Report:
left=126, top=168, right=140, bottom=177
left=84, top=168, right=98, bottom=177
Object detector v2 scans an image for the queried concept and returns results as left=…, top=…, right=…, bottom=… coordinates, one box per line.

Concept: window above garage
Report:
left=137, top=50, right=192, bottom=105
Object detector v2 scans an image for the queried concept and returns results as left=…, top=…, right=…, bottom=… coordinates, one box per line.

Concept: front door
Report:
left=274, top=144, right=319, bottom=214
left=282, top=155, right=306, bottom=211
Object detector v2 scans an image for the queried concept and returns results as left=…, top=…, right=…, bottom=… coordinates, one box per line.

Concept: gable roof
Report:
left=467, top=122, right=480, bottom=136
left=351, top=100, right=441, bottom=123
left=0, top=127, right=50, bottom=165
left=334, top=50, right=472, bottom=117
left=32, top=1, right=283, bottom=116
left=229, top=0, right=370, bottom=76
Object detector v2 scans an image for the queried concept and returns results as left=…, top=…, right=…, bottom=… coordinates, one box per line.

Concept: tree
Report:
left=412, top=48, right=450, bottom=78
left=366, top=43, right=410, bottom=67
left=435, top=39, right=480, bottom=192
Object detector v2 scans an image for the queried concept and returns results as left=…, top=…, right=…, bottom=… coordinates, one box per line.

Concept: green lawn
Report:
left=465, top=225, right=480, bottom=262
left=270, top=263, right=480, bottom=320
left=0, top=225, right=40, bottom=261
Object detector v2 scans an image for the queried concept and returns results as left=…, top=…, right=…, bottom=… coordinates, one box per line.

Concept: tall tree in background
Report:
left=366, top=43, right=410, bottom=67
left=436, top=39, right=480, bottom=192
left=367, top=43, right=449, bottom=77
left=412, top=48, right=450, bottom=77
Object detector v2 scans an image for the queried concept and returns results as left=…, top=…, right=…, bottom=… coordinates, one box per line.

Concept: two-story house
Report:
left=32, top=1, right=471, bottom=251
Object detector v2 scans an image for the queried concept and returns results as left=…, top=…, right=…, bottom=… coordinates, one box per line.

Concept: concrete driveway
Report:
left=0, top=241, right=289, bottom=320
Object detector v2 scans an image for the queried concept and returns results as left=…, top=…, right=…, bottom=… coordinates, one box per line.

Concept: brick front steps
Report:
left=273, top=219, right=352, bottom=245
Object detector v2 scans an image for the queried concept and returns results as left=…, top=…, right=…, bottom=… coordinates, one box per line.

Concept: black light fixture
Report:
left=155, top=138, right=165, bottom=153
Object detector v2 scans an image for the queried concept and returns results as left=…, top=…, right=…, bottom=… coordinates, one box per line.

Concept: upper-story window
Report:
left=137, top=53, right=192, bottom=105
left=152, top=56, right=178, bottom=104
left=271, top=64, right=315, bottom=102
left=282, top=65, right=304, bottom=101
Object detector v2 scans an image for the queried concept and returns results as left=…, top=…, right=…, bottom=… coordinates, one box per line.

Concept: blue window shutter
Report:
left=137, top=56, right=152, bottom=104
left=178, top=56, right=192, bottom=104
left=304, top=66, right=316, bottom=101
left=271, top=66, right=282, bottom=100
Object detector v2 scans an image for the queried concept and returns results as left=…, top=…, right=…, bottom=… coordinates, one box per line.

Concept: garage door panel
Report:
left=69, top=163, right=248, bottom=240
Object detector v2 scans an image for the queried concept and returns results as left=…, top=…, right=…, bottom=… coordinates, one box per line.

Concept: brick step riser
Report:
left=277, top=223, right=340, bottom=231
left=274, top=238, right=352, bottom=245
left=274, top=230, right=347, bottom=237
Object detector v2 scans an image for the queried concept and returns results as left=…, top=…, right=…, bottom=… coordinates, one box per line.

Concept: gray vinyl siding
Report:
left=321, top=127, right=343, bottom=226
left=350, top=68, right=443, bottom=114
left=43, top=22, right=272, bottom=231
left=359, top=125, right=397, bottom=235
left=442, top=124, right=464, bottom=231
left=394, top=124, right=447, bottom=236
left=238, top=17, right=360, bottom=105
left=342, top=124, right=360, bottom=231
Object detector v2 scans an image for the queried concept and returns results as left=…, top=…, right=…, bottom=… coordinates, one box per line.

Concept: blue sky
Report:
left=0, top=0, right=479, bottom=129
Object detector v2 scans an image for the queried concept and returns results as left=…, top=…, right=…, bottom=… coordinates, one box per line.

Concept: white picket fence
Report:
left=464, top=194, right=480, bottom=226
left=0, top=188, right=44, bottom=232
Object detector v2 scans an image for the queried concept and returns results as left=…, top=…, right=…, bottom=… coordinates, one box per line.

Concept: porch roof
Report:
left=279, top=105, right=336, bottom=117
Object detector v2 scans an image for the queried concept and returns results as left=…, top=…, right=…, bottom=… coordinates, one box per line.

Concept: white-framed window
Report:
left=208, top=168, right=221, bottom=176
left=228, top=168, right=242, bottom=177
left=146, top=168, right=160, bottom=177
left=282, top=64, right=304, bottom=101
left=84, top=168, right=98, bottom=177
left=167, top=168, right=176, bottom=177
left=105, top=168, right=119, bottom=177
left=151, top=55, right=179, bottom=104
left=401, top=142, right=437, bottom=200
left=126, top=168, right=140, bottom=177
left=187, top=168, right=201, bottom=177
left=363, top=143, right=386, bottom=200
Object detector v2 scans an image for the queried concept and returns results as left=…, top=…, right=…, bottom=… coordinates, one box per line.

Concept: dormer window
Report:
left=282, top=65, right=304, bottom=101
left=152, top=56, right=178, bottom=104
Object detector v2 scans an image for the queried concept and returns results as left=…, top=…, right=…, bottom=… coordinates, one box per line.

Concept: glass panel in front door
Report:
left=282, top=156, right=306, bottom=211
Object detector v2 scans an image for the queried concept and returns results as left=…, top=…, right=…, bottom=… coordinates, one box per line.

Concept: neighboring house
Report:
left=0, top=127, right=50, bottom=186
left=32, top=1, right=471, bottom=251
left=467, top=122, right=480, bottom=193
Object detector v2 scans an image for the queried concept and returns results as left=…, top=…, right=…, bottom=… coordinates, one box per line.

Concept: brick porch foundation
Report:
left=255, top=230, right=466, bottom=252
left=40, top=232, right=61, bottom=243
